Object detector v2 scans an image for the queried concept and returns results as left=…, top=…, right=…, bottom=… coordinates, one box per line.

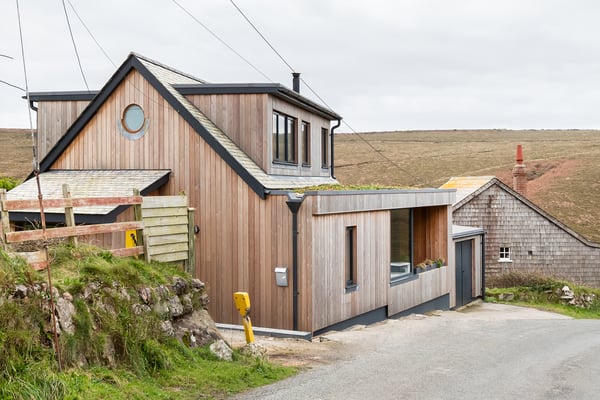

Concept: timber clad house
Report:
left=6, top=53, right=460, bottom=333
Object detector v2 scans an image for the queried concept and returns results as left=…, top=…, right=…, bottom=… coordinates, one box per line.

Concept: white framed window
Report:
left=499, top=247, right=512, bottom=262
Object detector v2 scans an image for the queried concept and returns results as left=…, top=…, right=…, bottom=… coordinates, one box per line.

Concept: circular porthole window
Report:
left=119, top=104, right=148, bottom=140
left=123, top=104, right=145, bottom=133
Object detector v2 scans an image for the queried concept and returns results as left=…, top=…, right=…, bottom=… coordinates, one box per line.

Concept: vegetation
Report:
left=0, top=245, right=295, bottom=400
left=293, top=183, right=412, bottom=193
left=486, top=271, right=600, bottom=319
left=0, top=176, right=19, bottom=191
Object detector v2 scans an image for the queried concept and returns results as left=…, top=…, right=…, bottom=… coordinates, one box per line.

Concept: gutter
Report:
left=286, top=193, right=303, bottom=331
left=330, top=119, right=341, bottom=179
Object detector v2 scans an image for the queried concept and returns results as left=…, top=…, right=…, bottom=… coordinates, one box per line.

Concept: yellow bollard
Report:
left=233, top=292, right=255, bottom=344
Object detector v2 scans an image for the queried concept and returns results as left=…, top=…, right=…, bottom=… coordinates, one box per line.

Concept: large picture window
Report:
left=272, top=111, right=296, bottom=163
left=390, top=209, right=413, bottom=281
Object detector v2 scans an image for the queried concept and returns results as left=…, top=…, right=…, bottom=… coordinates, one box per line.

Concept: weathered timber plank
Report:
left=143, top=215, right=188, bottom=227
left=2, top=196, right=143, bottom=211
left=6, top=221, right=144, bottom=243
left=144, top=224, right=188, bottom=236
left=152, top=251, right=188, bottom=263
left=146, top=233, right=188, bottom=246
left=142, top=196, right=188, bottom=208
left=148, top=242, right=188, bottom=256
left=141, top=207, right=188, bottom=218
left=111, top=246, right=144, bottom=257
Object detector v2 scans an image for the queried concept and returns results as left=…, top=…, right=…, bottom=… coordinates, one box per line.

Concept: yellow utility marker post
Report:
left=233, top=292, right=255, bottom=344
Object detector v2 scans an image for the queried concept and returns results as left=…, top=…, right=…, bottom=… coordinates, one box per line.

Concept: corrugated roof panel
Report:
left=440, top=176, right=495, bottom=204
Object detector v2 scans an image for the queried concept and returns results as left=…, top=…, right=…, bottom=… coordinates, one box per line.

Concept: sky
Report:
left=2, top=0, right=600, bottom=132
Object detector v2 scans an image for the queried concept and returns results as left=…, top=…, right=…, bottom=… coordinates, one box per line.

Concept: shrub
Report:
left=0, top=177, right=20, bottom=191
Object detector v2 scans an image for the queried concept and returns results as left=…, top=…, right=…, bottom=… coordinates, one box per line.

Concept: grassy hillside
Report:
left=335, top=129, right=600, bottom=242
left=2, top=127, right=598, bottom=242
left=0, top=128, right=32, bottom=180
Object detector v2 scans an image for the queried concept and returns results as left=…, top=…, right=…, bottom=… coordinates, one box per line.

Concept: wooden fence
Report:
left=0, top=186, right=194, bottom=272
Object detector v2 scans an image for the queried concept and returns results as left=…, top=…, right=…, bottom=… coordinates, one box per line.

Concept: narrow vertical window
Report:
left=345, top=226, right=357, bottom=289
left=321, top=127, right=329, bottom=168
left=301, top=121, right=310, bottom=166
left=272, top=111, right=297, bottom=164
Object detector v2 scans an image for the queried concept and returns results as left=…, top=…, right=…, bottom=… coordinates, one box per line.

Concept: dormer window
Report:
left=321, top=127, right=329, bottom=168
left=272, top=111, right=297, bottom=164
left=301, top=121, right=311, bottom=166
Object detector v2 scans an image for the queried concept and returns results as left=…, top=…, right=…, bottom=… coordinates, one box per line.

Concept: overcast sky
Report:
left=2, top=1, right=600, bottom=132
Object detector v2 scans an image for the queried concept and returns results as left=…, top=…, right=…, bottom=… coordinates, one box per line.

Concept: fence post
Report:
left=0, top=189, right=8, bottom=250
left=187, top=207, right=196, bottom=274
left=133, top=189, right=144, bottom=258
left=62, top=184, right=78, bottom=247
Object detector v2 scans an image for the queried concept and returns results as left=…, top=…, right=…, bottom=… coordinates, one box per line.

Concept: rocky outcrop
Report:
left=4, top=274, right=230, bottom=363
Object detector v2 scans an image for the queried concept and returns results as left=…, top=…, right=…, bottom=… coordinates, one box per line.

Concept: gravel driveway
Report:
left=231, top=302, right=600, bottom=400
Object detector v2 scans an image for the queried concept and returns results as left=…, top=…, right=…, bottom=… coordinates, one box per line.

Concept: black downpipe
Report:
left=286, top=194, right=303, bottom=331
left=29, top=100, right=38, bottom=112
left=330, top=119, right=341, bottom=179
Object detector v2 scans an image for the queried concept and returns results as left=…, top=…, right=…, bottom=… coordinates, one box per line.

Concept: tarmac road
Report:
left=231, top=303, right=600, bottom=400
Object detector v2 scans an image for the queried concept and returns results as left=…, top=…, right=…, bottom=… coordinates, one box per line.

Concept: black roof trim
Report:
left=128, top=58, right=267, bottom=199
left=26, top=91, right=99, bottom=102
left=10, top=206, right=121, bottom=225
left=173, top=83, right=342, bottom=121
left=36, top=53, right=267, bottom=199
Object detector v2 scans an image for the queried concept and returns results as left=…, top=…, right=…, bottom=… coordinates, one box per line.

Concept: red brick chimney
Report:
left=512, top=144, right=527, bottom=196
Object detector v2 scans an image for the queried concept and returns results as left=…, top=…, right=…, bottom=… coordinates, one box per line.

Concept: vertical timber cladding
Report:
left=185, top=94, right=268, bottom=171
left=308, top=204, right=389, bottom=332
left=37, top=100, right=90, bottom=159
left=47, top=69, right=296, bottom=328
left=413, top=205, right=455, bottom=308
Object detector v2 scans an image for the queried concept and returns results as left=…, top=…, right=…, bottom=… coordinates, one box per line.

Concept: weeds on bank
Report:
left=486, top=271, right=600, bottom=319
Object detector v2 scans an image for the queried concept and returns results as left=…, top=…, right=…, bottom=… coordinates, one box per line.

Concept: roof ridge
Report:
left=128, top=52, right=207, bottom=84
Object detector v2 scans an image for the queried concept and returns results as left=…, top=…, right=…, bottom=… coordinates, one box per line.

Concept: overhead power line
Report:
left=228, top=0, right=294, bottom=73
left=61, top=0, right=90, bottom=91
left=171, top=0, right=272, bottom=82
left=0, top=79, right=25, bottom=92
left=66, top=0, right=116, bottom=68
left=227, top=0, right=421, bottom=185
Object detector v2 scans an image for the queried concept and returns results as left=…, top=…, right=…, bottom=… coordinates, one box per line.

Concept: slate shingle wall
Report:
left=453, top=185, right=600, bottom=288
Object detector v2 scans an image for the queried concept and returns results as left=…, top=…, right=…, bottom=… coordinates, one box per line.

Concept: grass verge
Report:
left=485, top=271, right=600, bottom=319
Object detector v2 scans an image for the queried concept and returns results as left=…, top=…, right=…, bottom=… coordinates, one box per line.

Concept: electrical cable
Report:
left=66, top=0, right=116, bottom=68
left=228, top=0, right=294, bottom=73
left=171, top=0, right=272, bottom=82
left=0, top=79, right=25, bottom=92
left=60, top=0, right=89, bottom=91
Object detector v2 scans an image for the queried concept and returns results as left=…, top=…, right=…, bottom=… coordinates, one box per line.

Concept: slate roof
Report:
left=7, top=169, right=170, bottom=223
left=441, top=176, right=600, bottom=248
left=36, top=53, right=338, bottom=198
